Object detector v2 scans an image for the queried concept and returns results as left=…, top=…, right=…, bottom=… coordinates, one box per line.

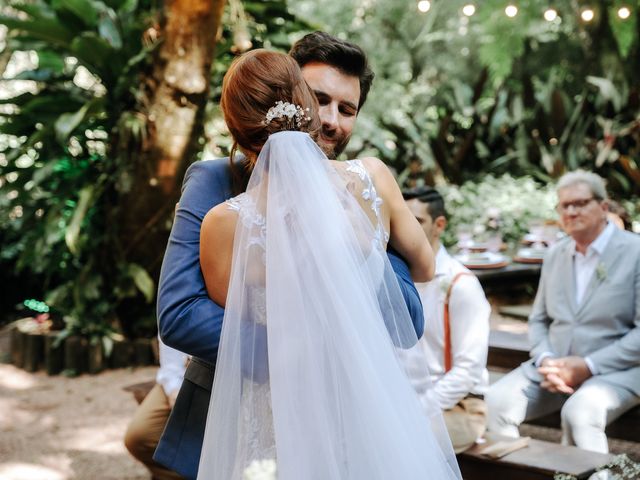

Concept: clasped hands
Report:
left=538, top=356, right=592, bottom=394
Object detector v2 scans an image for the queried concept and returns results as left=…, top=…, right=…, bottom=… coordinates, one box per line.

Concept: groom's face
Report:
left=301, top=62, right=360, bottom=159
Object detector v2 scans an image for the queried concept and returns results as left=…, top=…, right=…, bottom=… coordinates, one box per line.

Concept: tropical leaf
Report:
left=127, top=263, right=155, bottom=303
left=0, top=15, right=74, bottom=46
left=97, top=7, right=122, bottom=49
left=52, top=0, right=100, bottom=27
left=54, top=97, right=105, bottom=145
left=64, top=185, right=95, bottom=255
left=70, top=32, right=117, bottom=79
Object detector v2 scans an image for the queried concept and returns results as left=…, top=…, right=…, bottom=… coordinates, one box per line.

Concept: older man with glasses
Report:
left=486, top=170, right=640, bottom=454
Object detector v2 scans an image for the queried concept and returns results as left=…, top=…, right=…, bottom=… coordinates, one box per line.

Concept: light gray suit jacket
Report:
left=523, top=227, right=640, bottom=396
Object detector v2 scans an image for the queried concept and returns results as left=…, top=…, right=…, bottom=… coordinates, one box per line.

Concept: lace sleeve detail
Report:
left=344, top=160, right=390, bottom=246
left=226, top=193, right=267, bottom=262
left=226, top=196, right=243, bottom=212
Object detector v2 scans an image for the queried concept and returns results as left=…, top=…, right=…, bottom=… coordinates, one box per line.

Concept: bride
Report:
left=197, top=49, right=461, bottom=479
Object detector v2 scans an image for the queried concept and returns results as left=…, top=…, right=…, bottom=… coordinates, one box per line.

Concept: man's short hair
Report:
left=289, top=31, right=374, bottom=110
left=403, top=186, right=447, bottom=220
left=557, top=170, right=608, bottom=200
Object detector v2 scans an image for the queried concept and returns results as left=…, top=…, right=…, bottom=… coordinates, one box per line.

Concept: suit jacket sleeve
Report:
left=387, top=247, right=424, bottom=338
left=528, top=256, right=555, bottom=359
left=157, top=161, right=231, bottom=363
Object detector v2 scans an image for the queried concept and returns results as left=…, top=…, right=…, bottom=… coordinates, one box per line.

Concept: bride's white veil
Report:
left=197, top=131, right=461, bottom=479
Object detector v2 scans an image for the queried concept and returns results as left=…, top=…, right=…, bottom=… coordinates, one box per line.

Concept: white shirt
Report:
left=156, top=337, right=189, bottom=397
left=405, top=246, right=491, bottom=411
left=573, top=221, right=615, bottom=305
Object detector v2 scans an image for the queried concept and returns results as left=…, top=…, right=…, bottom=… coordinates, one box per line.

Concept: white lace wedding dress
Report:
left=197, top=132, right=461, bottom=480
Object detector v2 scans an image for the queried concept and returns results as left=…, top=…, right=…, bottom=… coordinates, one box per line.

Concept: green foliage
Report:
left=292, top=0, right=640, bottom=194
left=439, top=174, right=558, bottom=248
left=0, top=0, right=313, bottom=340
left=0, top=0, right=157, bottom=339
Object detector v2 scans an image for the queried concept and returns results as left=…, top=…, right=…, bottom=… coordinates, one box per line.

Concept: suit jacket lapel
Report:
left=575, top=228, right=622, bottom=317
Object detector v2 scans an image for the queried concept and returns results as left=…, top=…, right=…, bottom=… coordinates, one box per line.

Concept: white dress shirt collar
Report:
left=570, top=221, right=615, bottom=258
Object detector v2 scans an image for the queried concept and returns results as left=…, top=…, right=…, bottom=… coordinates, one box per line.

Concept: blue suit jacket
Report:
left=154, top=158, right=424, bottom=479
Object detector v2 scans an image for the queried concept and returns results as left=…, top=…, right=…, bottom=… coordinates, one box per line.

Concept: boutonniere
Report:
left=596, top=263, right=607, bottom=282
left=439, top=277, right=451, bottom=294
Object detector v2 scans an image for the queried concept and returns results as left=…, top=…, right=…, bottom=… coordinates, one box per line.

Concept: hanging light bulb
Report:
left=505, top=5, right=518, bottom=17
left=418, top=0, right=431, bottom=13
left=581, top=8, right=595, bottom=22
left=617, top=7, right=631, bottom=19
left=544, top=8, right=558, bottom=21
left=462, top=4, right=476, bottom=16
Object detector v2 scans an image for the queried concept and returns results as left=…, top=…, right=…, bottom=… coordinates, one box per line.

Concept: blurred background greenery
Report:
left=1, top=0, right=638, bottom=344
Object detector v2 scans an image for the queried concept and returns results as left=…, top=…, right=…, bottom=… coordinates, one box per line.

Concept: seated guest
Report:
left=486, top=170, right=640, bottom=453
left=124, top=338, right=188, bottom=479
left=606, top=199, right=632, bottom=231
left=403, top=187, right=491, bottom=453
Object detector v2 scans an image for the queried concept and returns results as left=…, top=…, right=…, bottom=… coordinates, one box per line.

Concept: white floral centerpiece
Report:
left=243, top=459, right=277, bottom=480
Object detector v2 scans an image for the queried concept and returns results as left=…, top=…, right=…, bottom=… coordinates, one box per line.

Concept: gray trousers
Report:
left=485, top=366, right=640, bottom=453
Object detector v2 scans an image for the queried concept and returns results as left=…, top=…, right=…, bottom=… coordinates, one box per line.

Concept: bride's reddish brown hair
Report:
left=221, top=49, right=320, bottom=164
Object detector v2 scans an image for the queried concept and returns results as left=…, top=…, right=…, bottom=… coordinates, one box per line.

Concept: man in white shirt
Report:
left=486, top=170, right=640, bottom=453
left=124, top=339, right=188, bottom=479
left=404, top=187, right=491, bottom=453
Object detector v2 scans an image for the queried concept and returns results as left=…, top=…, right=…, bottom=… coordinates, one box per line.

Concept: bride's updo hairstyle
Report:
left=221, top=49, right=321, bottom=165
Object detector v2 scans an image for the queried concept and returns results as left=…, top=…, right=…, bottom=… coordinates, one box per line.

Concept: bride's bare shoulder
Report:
left=202, top=202, right=238, bottom=242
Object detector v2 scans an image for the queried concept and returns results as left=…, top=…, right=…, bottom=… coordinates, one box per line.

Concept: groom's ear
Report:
left=434, top=216, right=447, bottom=236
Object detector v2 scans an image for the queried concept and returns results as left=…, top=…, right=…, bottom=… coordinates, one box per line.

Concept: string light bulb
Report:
left=617, top=7, right=631, bottom=19
left=544, top=8, right=558, bottom=21
left=581, top=8, right=595, bottom=22
left=462, top=4, right=476, bottom=16
left=418, top=0, right=431, bottom=13
left=505, top=5, right=518, bottom=18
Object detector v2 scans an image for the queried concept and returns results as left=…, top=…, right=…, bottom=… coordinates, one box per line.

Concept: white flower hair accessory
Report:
left=264, top=100, right=311, bottom=129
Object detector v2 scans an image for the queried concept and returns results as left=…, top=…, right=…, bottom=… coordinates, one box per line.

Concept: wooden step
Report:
left=498, top=304, right=532, bottom=320
left=488, top=330, right=530, bottom=369
left=527, top=406, right=640, bottom=444
left=458, top=432, right=614, bottom=480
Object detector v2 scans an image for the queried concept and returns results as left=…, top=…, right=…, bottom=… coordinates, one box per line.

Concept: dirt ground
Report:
left=0, top=363, right=154, bottom=480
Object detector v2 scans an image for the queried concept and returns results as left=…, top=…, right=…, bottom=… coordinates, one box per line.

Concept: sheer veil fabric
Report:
left=197, top=131, right=461, bottom=479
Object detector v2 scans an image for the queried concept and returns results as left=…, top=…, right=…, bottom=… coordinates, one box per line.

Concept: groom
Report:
left=154, top=32, right=425, bottom=479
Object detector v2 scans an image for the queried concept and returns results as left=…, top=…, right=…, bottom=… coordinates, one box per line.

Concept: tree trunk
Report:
left=116, top=0, right=226, bottom=316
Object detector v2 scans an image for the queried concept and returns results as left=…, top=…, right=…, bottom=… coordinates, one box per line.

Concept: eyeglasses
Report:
left=556, top=197, right=598, bottom=213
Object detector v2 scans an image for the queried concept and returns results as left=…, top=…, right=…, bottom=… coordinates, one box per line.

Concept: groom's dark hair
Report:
left=289, top=31, right=374, bottom=110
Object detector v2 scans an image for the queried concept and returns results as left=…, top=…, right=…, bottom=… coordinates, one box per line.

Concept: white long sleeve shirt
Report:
left=156, top=337, right=189, bottom=398
left=405, top=246, right=491, bottom=411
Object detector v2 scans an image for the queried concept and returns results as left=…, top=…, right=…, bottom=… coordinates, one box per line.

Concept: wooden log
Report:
left=44, top=333, right=64, bottom=375
left=150, top=336, right=160, bottom=365
left=87, top=341, right=105, bottom=374
left=22, top=332, right=44, bottom=372
left=110, top=338, right=135, bottom=369
left=64, top=336, right=88, bottom=375
left=10, top=326, right=24, bottom=368
left=134, top=338, right=153, bottom=366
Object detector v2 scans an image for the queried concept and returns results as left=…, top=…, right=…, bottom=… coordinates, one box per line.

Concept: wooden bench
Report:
left=458, top=433, right=614, bottom=480
left=488, top=329, right=530, bottom=370
left=488, top=354, right=640, bottom=443
left=528, top=407, right=640, bottom=444
left=123, top=380, right=155, bottom=404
